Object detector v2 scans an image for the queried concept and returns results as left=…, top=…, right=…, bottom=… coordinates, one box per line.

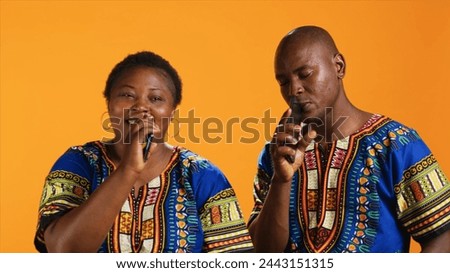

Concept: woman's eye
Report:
left=119, top=92, right=134, bottom=98
left=151, top=96, right=163, bottom=102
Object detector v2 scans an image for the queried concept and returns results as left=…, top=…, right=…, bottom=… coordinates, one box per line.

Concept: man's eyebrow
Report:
left=275, top=73, right=285, bottom=80
left=292, top=65, right=311, bottom=74
left=276, top=65, right=310, bottom=79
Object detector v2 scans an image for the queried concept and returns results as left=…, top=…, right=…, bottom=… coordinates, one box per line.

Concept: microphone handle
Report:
left=143, top=134, right=153, bottom=161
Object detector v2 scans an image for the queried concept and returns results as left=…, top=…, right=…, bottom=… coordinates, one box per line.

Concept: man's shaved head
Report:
left=273, top=25, right=348, bottom=122
left=276, top=26, right=339, bottom=59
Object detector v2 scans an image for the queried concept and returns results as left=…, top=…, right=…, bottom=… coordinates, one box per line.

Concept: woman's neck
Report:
left=106, top=140, right=172, bottom=166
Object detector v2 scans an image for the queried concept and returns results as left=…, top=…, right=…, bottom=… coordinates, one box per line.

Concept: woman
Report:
left=34, top=51, right=254, bottom=253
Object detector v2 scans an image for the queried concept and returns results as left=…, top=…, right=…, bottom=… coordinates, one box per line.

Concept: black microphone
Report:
left=143, top=134, right=153, bottom=161
left=285, top=97, right=302, bottom=163
left=288, top=97, right=302, bottom=125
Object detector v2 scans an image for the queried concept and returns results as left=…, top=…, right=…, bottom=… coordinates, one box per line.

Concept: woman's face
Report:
left=107, top=66, right=176, bottom=143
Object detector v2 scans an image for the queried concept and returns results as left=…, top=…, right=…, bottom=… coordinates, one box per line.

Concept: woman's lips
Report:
left=127, top=118, right=139, bottom=125
left=126, top=117, right=153, bottom=125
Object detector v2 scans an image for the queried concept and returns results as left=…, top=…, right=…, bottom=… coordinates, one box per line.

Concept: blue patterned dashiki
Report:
left=249, top=114, right=450, bottom=252
left=35, top=142, right=253, bottom=253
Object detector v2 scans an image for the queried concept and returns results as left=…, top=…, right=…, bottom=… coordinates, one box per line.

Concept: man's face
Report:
left=275, top=38, right=343, bottom=122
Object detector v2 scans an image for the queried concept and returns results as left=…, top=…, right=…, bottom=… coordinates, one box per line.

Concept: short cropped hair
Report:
left=103, top=51, right=182, bottom=106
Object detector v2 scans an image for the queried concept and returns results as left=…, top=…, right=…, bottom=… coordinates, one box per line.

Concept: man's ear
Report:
left=334, top=53, right=346, bottom=79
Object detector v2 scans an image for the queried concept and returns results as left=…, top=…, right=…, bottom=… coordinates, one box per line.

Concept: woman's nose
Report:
left=131, top=97, right=150, bottom=112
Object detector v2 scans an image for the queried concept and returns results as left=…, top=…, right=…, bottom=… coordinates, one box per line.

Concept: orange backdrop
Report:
left=1, top=0, right=449, bottom=253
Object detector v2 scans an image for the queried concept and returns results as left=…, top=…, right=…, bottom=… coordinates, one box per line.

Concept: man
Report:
left=248, top=25, right=450, bottom=252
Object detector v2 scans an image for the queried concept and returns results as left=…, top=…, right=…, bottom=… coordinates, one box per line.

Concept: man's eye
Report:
left=299, top=71, right=312, bottom=79
left=278, top=80, right=289, bottom=87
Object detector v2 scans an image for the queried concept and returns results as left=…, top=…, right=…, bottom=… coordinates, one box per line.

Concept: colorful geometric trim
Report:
left=39, top=170, right=90, bottom=215
left=395, top=154, right=450, bottom=242
left=35, top=142, right=253, bottom=253
left=249, top=114, right=450, bottom=252
left=201, top=189, right=253, bottom=252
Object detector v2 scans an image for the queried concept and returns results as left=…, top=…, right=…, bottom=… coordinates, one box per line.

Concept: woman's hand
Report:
left=118, top=115, right=154, bottom=174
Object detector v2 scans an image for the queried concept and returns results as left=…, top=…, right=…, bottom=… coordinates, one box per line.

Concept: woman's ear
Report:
left=334, top=53, right=346, bottom=79
left=170, top=108, right=177, bottom=121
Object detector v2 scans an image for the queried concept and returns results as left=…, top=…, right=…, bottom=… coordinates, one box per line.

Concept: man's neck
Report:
left=314, top=93, right=373, bottom=143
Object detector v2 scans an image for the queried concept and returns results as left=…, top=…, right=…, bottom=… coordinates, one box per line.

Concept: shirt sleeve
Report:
left=184, top=155, right=254, bottom=253
left=248, top=143, right=273, bottom=226
left=34, top=147, right=92, bottom=252
left=392, top=131, right=450, bottom=244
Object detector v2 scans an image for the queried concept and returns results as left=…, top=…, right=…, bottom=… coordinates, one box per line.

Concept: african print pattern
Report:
left=35, top=142, right=253, bottom=253
left=250, top=114, right=450, bottom=252
left=200, top=188, right=253, bottom=252
left=395, top=154, right=450, bottom=242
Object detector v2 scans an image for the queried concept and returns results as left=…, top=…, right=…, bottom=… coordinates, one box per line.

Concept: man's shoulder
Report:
left=375, top=115, right=418, bottom=136
left=356, top=114, right=414, bottom=132
left=361, top=114, right=422, bottom=150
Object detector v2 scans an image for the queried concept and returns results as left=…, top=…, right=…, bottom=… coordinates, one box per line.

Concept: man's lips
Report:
left=289, top=96, right=310, bottom=107
left=294, top=100, right=309, bottom=106
left=290, top=101, right=310, bottom=109
left=297, top=101, right=311, bottom=110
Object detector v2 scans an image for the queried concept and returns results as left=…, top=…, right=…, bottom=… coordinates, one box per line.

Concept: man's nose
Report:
left=289, top=79, right=304, bottom=96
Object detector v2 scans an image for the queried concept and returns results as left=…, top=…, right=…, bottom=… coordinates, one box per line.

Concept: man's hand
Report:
left=270, top=109, right=316, bottom=183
